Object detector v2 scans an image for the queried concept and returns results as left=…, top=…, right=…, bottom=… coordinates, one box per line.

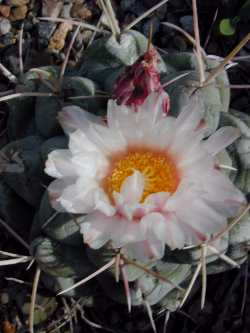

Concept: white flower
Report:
left=45, top=92, right=245, bottom=261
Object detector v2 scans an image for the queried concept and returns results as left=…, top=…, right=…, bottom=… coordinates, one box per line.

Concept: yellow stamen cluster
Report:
left=105, top=150, right=179, bottom=202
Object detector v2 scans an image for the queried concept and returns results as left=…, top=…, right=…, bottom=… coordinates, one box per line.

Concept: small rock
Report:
left=61, top=3, right=72, bottom=18
left=0, top=18, right=11, bottom=36
left=180, top=15, right=194, bottom=34
left=6, top=0, right=29, bottom=6
left=0, top=32, right=14, bottom=46
left=69, top=29, right=83, bottom=52
left=173, top=35, right=187, bottom=51
left=120, top=0, right=136, bottom=11
left=48, top=22, right=72, bottom=51
left=42, top=0, right=63, bottom=17
left=37, top=37, right=49, bottom=49
left=9, top=4, right=28, bottom=21
left=37, top=21, right=55, bottom=40
left=0, top=5, right=11, bottom=17
left=71, top=1, right=92, bottom=21
left=23, top=18, right=33, bottom=31
left=1, top=321, right=15, bottom=333
left=121, top=0, right=145, bottom=15
left=81, top=29, right=92, bottom=44
left=0, top=292, right=9, bottom=305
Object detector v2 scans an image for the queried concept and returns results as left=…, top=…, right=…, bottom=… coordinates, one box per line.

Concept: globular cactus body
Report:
left=1, top=28, right=250, bottom=316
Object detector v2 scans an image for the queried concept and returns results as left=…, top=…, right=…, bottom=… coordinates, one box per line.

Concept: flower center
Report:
left=104, top=149, right=180, bottom=202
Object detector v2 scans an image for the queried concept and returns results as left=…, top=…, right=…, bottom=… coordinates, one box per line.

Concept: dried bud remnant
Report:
left=113, top=47, right=170, bottom=113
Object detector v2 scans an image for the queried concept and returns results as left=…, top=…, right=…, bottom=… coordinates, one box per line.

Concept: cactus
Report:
left=1, top=20, right=250, bottom=330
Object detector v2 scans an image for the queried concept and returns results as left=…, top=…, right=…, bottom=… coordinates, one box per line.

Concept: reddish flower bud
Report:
left=112, top=47, right=170, bottom=113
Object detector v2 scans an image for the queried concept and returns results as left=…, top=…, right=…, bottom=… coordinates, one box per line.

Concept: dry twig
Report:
left=0, top=92, right=55, bottom=103
left=201, top=244, right=207, bottom=309
left=162, top=72, right=191, bottom=88
left=203, top=32, right=250, bottom=86
left=121, top=254, right=184, bottom=291
left=161, top=22, right=196, bottom=46
left=0, top=217, right=30, bottom=250
left=29, top=268, right=41, bottom=333
left=180, top=263, right=202, bottom=307
left=124, top=0, right=169, bottom=31
left=192, top=0, right=205, bottom=85
left=0, top=62, right=17, bottom=83
left=204, top=8, right=219, bottom=50
left=121, top=265, right=131, bottom=313
left=59, top=25, right=80, bottom=87
left=144, top=299, right=157, bottom=333
left=19, top=22, right=24, bottom=75
left=38, top=17, right=108, bottom=34
left=57, top=257, right=116, bottom=295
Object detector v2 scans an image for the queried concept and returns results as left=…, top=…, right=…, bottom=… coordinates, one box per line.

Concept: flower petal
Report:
left=136, top=91, right=168, bottom=126
left=203, top=126, right=241, bottom=156
left=174, top=97, right=204, bottom=133
left=107, top=102, right=144, bottom=145
left=81, top=212, right=113, bottom=249
left=93, top=189, right=116, bottom=216
left=69, top=129, right=100, bottom=155
left=71, top=151, right=108, bottom=180
left=120, top=171, right=144, bottom=204
left=60, top=107, right=126, bottom=154
left=125, top=239, right=165, bottom=261
left=58, top=106, right=103, bottom=134
left=48, top=177, right=100, bottom=214
left=108, top=93, right=172, bottom=148
left=45, top=150, right=74, bottom=178
left=47, top=177, right=75, bottom=212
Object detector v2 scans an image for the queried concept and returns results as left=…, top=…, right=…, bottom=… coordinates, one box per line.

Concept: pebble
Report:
left=121, top=0, right=145, bottom=16
left=120, top=0, right=136, bottom=11
left=0, top=32, right=14, bottom=46
left=6, top=0, right=29, bottom=6
left=1, top=320, right=15, bottom=333
left=0, top=5, right=11, bottom=17
left=37, top=21, right=55, bottom=40
left=9, top=4, right=28, bottom=21
left=48, top=22, right=72, bottom=51
left=0, top=18, right=11, bottom=36
left=180, top=15, right=194, bottom=34
left=71, top=2, right=92, bottom=21
left=42, top=0, right=63, bottom=17
left=173, top=35, right=187, bottom=51
left=0, top=292, right=9, bottom=305
left=81, top=29, right=92, bottom=44
left=61, top=2, right=72, bottom=18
